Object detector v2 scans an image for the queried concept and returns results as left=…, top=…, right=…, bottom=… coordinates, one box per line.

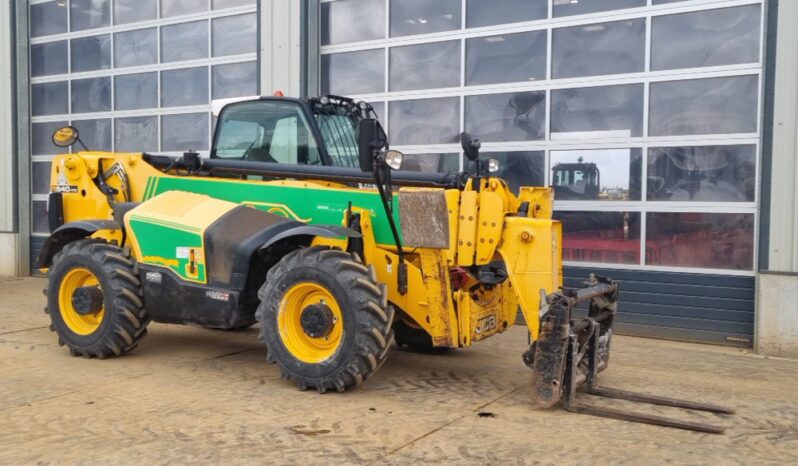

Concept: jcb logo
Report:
left=475, top=315, right=497, bottom=335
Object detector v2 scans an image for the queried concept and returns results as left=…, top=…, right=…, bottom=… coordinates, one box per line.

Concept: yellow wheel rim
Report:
left=58, top=268, right=104, bottom=335
left=277, top=282, right=343, bottom=363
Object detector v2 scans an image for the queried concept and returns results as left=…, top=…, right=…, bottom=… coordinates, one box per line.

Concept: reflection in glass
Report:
left=552, top=19, right=645, bottom=78
left=321, top=50, right=385, bottom=95
left=465, top=92, right=545, bottom=142
left=115, top=116, right=158, bottom=152
left=114, top=28, right=158, bottom=68
left=32, top=122, right=69, bottom=156
left=212, top=14, right=257, bottom=56
left=391, top=0, right=461, bottom=37
left=652, top=5, right=761, bottom=71
left=212, top=62, right=258, bottom=99
left=649, top=76, right=758, bottom=136
left=551, top=149, right=642, bottom=201
left=161, top=0, right=207, bottom=17
left=400, top=153, right=460, bottom=173
left=71, top=77, right=111, bottom=114
left=466, top=0, right=547, bottom=28
left=31, top=41, right=68, bottom=77
left=646, top=213, right=754, bottom=270
left=115, top=73, right=158, bottom=111
left=72, top=119, right=112, bottom=152
left=71, top=35, right=111, bottom=73
left=466, top=31, right=546, bottom=85
left=32, top=162, right=53, bottom=195
left=647, top=145, right=756, bottom=202
left=390, top=41, right=460, bottom=92
left=162, top=113, right=210, bottom=151
left=553, top=0, right=645, bottom=17
left=389, top=98, right=460, bottom=146
left=554, top=211, right=641, bottom=265
left=551, top=84, right=644, bottom=139
left=70, top=0, right=110, bottom=31
left=114, top=0, right=157, bottom=25
left=32, top=82, right=68, bottom=116
left=321, top=0, right=385, bottom=45
left=31, top=1, right=68, bottom=37
left=469, top=152, right=544, bottom=194
left=161, top=21, right=209, bottom=62
left=161, top=67, right=209, bottom=107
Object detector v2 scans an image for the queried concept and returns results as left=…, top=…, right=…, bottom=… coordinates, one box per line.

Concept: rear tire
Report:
left=394, top=318, right=450, bottom=353
left=256, top=246, right=393, bottom=393
left=45, top=240, right=149, bottom=358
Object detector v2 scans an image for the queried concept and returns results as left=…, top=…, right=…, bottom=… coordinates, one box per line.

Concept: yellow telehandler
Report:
left=39, top=95, right=732, bottom=432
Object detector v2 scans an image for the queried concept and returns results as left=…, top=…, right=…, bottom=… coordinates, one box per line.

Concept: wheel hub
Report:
left=299, top=303, right=334, bottom=338
left=71, top=285, right=104, bottom=316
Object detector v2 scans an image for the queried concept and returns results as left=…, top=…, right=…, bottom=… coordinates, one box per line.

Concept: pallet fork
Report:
left=527, top=275, right=735, bottom=434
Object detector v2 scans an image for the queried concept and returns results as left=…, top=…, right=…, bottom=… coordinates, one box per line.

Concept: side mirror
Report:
left=357, top=119, right=387, bottom=172
left=52, top=126, right=80, bottom=148
left=460, top=131, right=481, bottom=161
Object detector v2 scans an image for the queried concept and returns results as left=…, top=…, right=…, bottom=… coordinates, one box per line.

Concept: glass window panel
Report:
left=465, top=92, right=545, bottom=142
left=162, top=113, right=209, bottom=151
left=321, top=0, right=385, bottom=45
left=71, top=77, right=111, bottom=114
left=212, top=13, right=257, bottom=57
left=652, top=5, right=761, bottom=71
left=32, top=82, right=68, bottom=116
left=32, top=162, right=53, bottom=195
left=552, top=0, right=645, bottom=18
left=162, top=67, right=209, bottom=107
left=466, top=31, right=546, bottom=85
left=161, top=0, right=207, bottom=18
left=649, top=76, right=758, bottom=137
left=71, top=35, right=111, bottom=72
left=466, top=0, right=547, bottom=28
left=469, top=152, right=545, bottom=194
left=321, top=50, right=385, bottom=95
left=389, top=98, right=460, bottom=146
left=32, top=201, right=50, bottom=235
left=213, top=0, right=255, bottom=9
left=212, top=62, right=258, bottom=99
left=390, top=41, right=460, bottom=92
left=32, top=121, right=69, bottom=156
left=550, top=149, right=642, bottom=201
left=161, top=21, right=209, bottom=63
left=31, top=1, right=68, bottom=37
left=114, top=0, right=157, bottom=24
left=72, top=119, right=112, bottom=152
left=400, top=153, right=460, bottom=173
left=369, top=102, right=385, bottom=120
left=115, top=116, right=158, bottom=152
left=551, top=84, right=644, bottom=139
left=646, top=213, right=754, bottom=270
left=115, top=72, right=158, bottom=111
left=31, top=41, right=68, bottom=77
left=647, top=145, right=756, bottom=202
left=390, top=0, right=461, bottom=37
left=552, top=19, right=645, bottom=79
left=70, top=0, right=110, bottom=32
left=554, top=211, right=641, bottom=265
left=114, top=28, right=157, bottom=68
left=652, top=0, right=691, bottom=3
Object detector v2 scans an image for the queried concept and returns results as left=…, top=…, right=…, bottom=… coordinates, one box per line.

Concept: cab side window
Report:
left=212, top=100, right=322, bottom=165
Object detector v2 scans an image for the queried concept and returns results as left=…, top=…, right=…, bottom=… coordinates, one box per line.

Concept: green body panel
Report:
left=128, top=216, right=208, bottom=283
left=143, top=176, right=403, bottom=245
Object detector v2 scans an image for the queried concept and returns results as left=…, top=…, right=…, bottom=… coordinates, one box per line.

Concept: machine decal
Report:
left=241, top=201, right=312, bottom=222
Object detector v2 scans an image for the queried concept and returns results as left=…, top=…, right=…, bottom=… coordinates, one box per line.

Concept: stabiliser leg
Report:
left=529, top=275, right=735, bottom=434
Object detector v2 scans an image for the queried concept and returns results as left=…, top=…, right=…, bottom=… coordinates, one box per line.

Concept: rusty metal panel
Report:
left=398, top=189, right=450, bottom=249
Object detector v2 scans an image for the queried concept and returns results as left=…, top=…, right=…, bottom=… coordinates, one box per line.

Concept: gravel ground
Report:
left=1, top=277, right=796, bottom=465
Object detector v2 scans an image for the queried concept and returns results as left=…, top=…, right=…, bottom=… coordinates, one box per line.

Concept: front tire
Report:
left=256, top=246, right=393, bottom=393
left=46, top=240, right=149, bottom=358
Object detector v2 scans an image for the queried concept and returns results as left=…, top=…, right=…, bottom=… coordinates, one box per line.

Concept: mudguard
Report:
left=37, top=219, right=120, bottom=269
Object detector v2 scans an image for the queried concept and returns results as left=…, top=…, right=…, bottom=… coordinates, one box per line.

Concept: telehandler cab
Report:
left=40, top=95, right=733, bottom=432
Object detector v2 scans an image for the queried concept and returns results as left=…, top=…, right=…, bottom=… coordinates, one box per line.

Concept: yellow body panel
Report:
left=455, top=190, right=478, bottom=266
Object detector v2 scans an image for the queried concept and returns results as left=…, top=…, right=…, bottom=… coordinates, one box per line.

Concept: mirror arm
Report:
left=372, top=155, right=407, bottom=295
